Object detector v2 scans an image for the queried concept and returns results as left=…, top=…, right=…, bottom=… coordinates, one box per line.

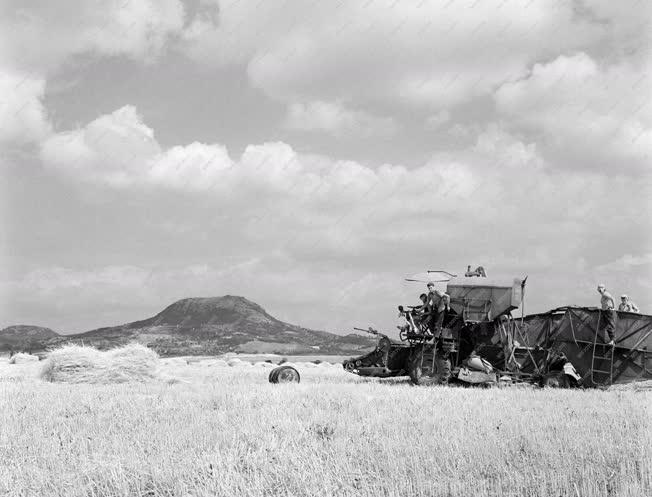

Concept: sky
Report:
left=1, top=0, right=651, bottom=336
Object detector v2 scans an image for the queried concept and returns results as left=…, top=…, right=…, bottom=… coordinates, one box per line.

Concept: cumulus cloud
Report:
left=3, top=0, right=651, bottom=333
left=38, top=106, right=650, bottom=268
left=183, top=0, right=623, bottom=108
left=40, top=106, right=162, bottom=187
left=494, top=52, right=652, bottom=171
left=0, top=69, right=51, bottom=145
left=12, top=101, right=652, bottom=331
left=284, top=101, right=397, bottom=138
left=0, top=0, right=186, bottom=74
left=0, top=0, right=187, bottom=155
left=40, top=104, right=475, bottom=207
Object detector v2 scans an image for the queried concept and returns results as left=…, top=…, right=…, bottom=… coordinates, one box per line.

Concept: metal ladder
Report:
left=417, top=343, right=437, bottom=374
left=591, top=336, right=615, bottom=386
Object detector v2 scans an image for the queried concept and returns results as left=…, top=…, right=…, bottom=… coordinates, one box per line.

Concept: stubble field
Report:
left=0, top=357, right=650, bottom=497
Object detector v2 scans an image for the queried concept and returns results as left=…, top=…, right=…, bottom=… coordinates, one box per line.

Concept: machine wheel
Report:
left=269, top=366, right=301, bottom=384
left=542, top=372, right=569, bottom=388
left=343, top=360, right=355, bottom=372
left=408, top=346, right=451, bottom=386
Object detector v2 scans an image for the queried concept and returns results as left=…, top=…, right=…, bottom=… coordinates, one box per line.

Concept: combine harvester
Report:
left=343, top=271, right=651, bottom=388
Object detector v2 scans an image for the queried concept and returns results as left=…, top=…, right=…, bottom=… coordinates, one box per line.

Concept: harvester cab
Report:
left=345, top=269, right=529, bottom=386
left=446, top=276, right=524, bottom=322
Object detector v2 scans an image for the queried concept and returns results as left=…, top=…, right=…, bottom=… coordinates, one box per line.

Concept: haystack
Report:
left=40, top=344, right=160, bottom=384
left=9, top=353, right=39, bottom=364
left=161, top=357, right=188, bottom=367
left=254, top=361, right=275, bottom=368
left=203, top=359, right=228, bottom=367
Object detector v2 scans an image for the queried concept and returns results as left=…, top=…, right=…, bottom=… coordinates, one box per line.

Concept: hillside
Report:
left=0, top=325, right=59, bottom=351
left=3, top=296, right=376, bottom=357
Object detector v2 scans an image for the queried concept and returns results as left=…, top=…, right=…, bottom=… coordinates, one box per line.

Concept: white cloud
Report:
left=40, top=106, right=161, bottom=187
left=40, top=104, right=475, bottom=206
left=39, top=105, right=649, bottom=261
left=149, top=142, right=233, bottom=191
left=472, top=124, right=544, bottom=170
left=0, top=0, right=186, bottom=74
left=4, top=0, right=651, bottom=333
left=284, top=101, right=397, bottom=138
left=183, top=0, right=623, bottom=109
left=14, top=101, right=652, bottom=332
left=494, top=52, right=652, bottom=171
left=0, top=0, right=187, bottom=153
left=0, top=69, right=50, bottom=145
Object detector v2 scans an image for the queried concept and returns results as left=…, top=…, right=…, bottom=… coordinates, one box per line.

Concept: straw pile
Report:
left=199, top=359, right=228, bottom=367
left=9, top=353, right=40, bottom=364
left=253, top=361, right=275, bottom=368
left=40, top=344, right=160, bottom=384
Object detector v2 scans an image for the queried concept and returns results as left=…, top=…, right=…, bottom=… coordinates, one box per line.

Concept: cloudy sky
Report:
left=1, top=0, right=650, bottom=335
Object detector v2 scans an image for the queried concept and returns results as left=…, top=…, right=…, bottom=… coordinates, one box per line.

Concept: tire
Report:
left=408, top=346, right=451, bottom=386
left=542, top=372, right=570, bottom=388
left=269, top=365, right=300, bottom=384
left=437, top=355, right=452, bottom=384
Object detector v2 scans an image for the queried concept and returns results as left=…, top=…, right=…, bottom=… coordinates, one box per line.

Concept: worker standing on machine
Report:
left=597, top=283, right=617, bottom=346
left=426, top=282, right=450, bottom=337
left=618, top=295, right=640, bottom=313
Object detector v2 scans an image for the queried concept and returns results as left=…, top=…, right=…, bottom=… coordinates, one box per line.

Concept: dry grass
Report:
left=0, top=357, right=649, bottom=497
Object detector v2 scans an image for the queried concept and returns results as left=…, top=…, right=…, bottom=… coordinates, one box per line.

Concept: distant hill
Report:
left=0, top=325, right=59, bottom=351
left=2, top=296, right=376, bottom=357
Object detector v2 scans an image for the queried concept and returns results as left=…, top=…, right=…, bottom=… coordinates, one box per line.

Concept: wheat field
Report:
left=0, top=357, right=650, bottom=497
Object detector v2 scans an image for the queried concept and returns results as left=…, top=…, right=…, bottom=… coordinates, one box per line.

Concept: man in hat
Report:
left=426, top=282, right=450, bottom=336
left=618, top=295, right=640, bottom=313
left=597, top=284, right=616, bottom=346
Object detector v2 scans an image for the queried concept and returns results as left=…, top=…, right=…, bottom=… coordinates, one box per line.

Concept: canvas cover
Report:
left=511, top=307, right=652, bottom=385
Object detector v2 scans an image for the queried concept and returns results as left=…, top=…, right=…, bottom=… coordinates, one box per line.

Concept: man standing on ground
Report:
left=597, top=284, right=616, bottom=346
left=426, top=282, right=450, bottom=336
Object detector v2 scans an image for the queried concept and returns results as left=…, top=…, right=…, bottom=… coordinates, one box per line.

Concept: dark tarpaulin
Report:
left=514, top=307, right=652, bottom=385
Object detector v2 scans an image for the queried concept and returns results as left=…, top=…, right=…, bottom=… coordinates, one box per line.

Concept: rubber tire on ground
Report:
left=408, top=346, right=451, bottom=386
left=542, top=372, right=570, bottom=388
left=269, top=365, right=301, bottom=384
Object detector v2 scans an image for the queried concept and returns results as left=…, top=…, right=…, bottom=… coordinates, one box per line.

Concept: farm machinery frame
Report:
left=343, top=275, right=651, bottom=388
